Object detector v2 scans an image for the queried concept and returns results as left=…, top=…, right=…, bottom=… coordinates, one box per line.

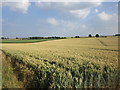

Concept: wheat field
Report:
left=1, top=37, right=119, bottom=88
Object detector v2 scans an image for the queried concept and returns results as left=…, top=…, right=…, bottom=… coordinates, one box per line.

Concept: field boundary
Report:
left=97, top=39, right=108, bottom=46
left=1, top=50, right=24, bottom=88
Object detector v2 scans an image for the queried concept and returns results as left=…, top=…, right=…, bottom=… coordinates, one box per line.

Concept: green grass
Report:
left=1, top=39, right=57, bottom=43
left=2, top=51, right=23, bottom=88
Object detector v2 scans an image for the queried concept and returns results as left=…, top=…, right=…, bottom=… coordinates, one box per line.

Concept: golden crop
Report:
left=2, top=37, right=118, bottom=68
left=2, top=37, right=119, bottom=88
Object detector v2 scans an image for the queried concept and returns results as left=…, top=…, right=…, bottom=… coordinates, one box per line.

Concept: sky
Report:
left=1, top=1, right=118, bottom=38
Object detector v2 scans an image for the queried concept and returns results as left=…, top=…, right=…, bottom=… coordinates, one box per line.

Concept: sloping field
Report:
left=1, top=37, right=119, bottom=88
left=1, top=39, right=57, bottom=43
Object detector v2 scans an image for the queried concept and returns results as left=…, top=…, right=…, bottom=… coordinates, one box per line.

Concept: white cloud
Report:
left=46, top=18, right=77, bottom=33
left=36, top=2, right=101, bottom=10
left=70, top=9, right=90, bottom=19
left=95, top=9, right=99, bottom=13
left=36, top=2, right=102, bottom=19
left=2, top=2, right=102, bottom=16
left=98, top=12, right=113, bottom=21
left=47, top=18, right=75, bottom=28
left=35, top=2, right=51, bottom=9
left=47, top=18, right=58, bottom=26
left=83, top=12, right=118, bottom=35
left=3, top=0, right=30, bottom=14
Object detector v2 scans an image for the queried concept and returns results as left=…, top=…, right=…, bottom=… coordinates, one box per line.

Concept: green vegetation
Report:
left=1, top=39, right=57, bottom=43
left=1, top=51, right=23, bottom=88
left=2, top=37, right=119, bottom=88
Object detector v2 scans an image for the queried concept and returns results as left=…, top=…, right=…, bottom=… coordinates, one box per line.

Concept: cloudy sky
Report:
left=1, top=1, right=118, bottom=38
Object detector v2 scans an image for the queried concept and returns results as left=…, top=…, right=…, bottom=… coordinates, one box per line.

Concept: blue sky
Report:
left=2, top=2, right=118, bottom=38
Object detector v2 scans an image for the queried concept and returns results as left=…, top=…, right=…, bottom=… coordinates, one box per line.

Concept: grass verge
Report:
left=2, top=51, right=23, bottom=88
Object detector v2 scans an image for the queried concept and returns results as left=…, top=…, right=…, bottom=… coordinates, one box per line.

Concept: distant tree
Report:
left=16, top=37, right=19, bottom=39
left=75, top=36, right=80, bottom=38
left=95, top=34, right=99, bottom=37
left=115, top=34, right=120, bottom=36
left=88, top=34, right=92, bottom=37
left=1, top=37, right=5, bottom=39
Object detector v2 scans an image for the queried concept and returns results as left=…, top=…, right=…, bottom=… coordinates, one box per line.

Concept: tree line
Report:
left=1, top=36, right=67, bottom=39
left=29, top=36, right=66, bottom=39
left=75, top=34, right=100, bottom=38
left=1, top=33, right=119, bottom=39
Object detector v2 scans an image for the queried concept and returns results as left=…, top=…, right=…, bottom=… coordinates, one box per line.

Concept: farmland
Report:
left=1, top=37, right=120, bottom=88
left=1, top=39, right=58, bottom=43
